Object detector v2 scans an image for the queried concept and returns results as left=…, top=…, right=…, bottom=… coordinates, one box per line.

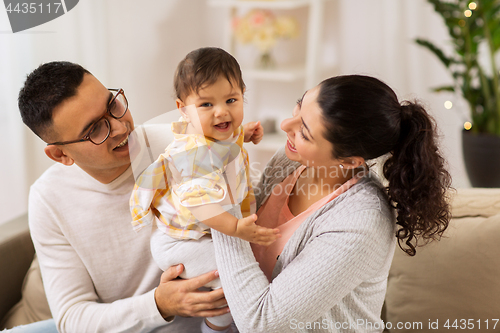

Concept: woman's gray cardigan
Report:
left=213, top=148, right=396, bottom=333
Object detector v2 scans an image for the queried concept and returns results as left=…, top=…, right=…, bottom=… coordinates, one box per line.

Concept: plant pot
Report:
left=462, top=130, right=500, bottom=188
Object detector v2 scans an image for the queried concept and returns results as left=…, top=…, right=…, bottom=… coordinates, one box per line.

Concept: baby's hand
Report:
left=243, top=121, right=264, bottom=144
left=234, top=214, right=281, bottom=246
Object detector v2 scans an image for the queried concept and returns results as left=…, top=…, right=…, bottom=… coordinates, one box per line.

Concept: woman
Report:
left=212, top=75, right=452, bottom=332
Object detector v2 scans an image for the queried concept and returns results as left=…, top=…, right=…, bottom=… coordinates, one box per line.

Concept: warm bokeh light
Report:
left=459, top=20, right=466, bottom=27
left=444, top=101, right=453, bottom=109
left=469, top=2, right=477, bottom=10
left=464, top=121, right=472, bottom=130
left=464, top=9, right=472, bottom=17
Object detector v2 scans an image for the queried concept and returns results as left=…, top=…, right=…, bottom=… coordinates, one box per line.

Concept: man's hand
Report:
left=243, top=121, right=264, bottom=144
left=154, top=265, right=229, bottom=320
left=234, top=214, right=281, bottom=246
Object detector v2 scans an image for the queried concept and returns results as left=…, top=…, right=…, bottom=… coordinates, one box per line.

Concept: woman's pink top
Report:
left=251, top=166, right=360, bottom=281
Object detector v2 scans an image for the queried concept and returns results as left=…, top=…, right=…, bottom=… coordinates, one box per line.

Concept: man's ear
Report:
left=44, top=145, right=74, bottom=166
left=176, top=99, right=190, bottom=123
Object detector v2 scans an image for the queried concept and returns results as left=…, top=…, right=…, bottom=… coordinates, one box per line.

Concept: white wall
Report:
left=0, top=0, right=470, bottom=225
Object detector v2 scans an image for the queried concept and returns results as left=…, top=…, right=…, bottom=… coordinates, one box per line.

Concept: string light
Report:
left=469, top=2, right=477, bottom=10
left=464, top=9, right=472, bottom=17
left=444, top=101, right=453, bottom=109
left=464, top=122, right=472, bottom=130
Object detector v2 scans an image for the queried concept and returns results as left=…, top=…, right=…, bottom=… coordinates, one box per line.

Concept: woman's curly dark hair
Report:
left=318, top=75, right=452, bottom=256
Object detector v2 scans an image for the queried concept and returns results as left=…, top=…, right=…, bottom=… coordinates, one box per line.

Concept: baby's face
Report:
left=180, top=76, right=244, bottom=141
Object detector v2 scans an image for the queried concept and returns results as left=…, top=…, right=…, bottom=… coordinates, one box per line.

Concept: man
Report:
left=16, top=61, right=229, bottom=333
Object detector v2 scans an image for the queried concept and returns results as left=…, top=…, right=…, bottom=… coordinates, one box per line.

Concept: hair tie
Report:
left=397, top=103, right=414, bottom=147
left=400, top=103, right=413, bottom=121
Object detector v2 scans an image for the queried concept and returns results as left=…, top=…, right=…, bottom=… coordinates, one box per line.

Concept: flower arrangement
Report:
left=232, top=9, right=299, bottom=67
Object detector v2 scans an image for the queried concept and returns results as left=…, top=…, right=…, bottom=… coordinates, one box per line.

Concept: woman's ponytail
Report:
left=383, top=101, right=452, bottom=256
left=318, top=75, right=452, bottom=256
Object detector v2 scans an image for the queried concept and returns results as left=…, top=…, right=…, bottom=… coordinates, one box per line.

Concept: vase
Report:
left=462, top=129, right=500, bottom=187
left=257, top=51, right=276, bottom=69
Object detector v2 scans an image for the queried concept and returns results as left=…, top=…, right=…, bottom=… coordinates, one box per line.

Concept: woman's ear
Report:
left=341, top=156, right=365, bottom=169
left=176, top=99, right=190, bottom=123
left=44, top=145, right=74, bottom=166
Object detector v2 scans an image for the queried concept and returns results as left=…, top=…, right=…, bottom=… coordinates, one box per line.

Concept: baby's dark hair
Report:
left=19, top=61, right=90, bottom=140
left=318, top=75, right=452, bottom=256
left=174, top=47, right=245, bottom=101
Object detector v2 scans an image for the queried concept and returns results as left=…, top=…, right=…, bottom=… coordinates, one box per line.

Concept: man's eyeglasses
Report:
left=46, top=88, right=128, bottom=146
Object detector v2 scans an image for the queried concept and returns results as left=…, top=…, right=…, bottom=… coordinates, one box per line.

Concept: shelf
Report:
left=242, top=64, right=305, bottom=82
left=208, top=0, right=312, bottom=10
left=246, top=132, right=287, bottom=152
left=208, top=0, right=334, bottom=146
left=208, top=0, right=333, bottom=89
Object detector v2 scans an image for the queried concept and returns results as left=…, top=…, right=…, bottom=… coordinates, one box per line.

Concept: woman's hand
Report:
left=235, top=214, right=281, bottom=246
left=154, top=265, right=229, bottom=320
left=243, top=121, right=264, bottom=144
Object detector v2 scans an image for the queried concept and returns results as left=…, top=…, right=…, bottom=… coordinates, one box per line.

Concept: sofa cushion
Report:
left=0, top=255, right=51, bottom=329
left=451, top=188, right=500, bottom=218
left=0, top=214, right=35, bottom=324
left=385, top=213, right=500, bottom=331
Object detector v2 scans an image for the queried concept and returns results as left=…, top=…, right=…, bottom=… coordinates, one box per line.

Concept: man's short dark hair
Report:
left=174, top=47, right=245, bottom=101
left=18, top=61, right=91, bottom=140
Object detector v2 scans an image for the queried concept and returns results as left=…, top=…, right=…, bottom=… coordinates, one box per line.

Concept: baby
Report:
left=130, top=47, right=280, bottom=332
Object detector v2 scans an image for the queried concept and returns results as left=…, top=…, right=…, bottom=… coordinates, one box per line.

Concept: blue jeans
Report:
left=2, top=319, right=57, bottom=333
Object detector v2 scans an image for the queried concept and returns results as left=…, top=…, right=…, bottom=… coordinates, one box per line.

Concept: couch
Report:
left=0, top=214, right=34, bottom=325
left=1, top=188, right=500, bottom=331
left=0, top=214, right=50, bottom=329
left=383, top=187, right=500, bottom=332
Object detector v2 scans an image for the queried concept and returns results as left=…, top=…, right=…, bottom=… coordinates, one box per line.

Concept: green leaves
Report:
left=417, top=0, right=500, bottom=136
left=432, top=86, right=456, bottom=93
left=415, top=39, right=456, bottom=68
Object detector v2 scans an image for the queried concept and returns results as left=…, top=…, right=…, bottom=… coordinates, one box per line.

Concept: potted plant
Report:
left=416, top=0, right=500, bottom=187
